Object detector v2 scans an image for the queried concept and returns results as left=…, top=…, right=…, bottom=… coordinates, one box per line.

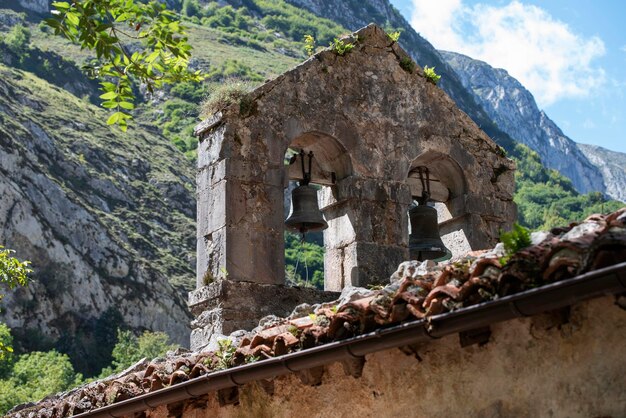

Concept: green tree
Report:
left=182, top=0, right=200, bottom=17
left=45, top=0, right=204, bottom=131
left=0, top=350, right=82, bottom=415
left=0, top=246, right=30, bottom=299
left=285, top=232, right=325, bottom=289
left=0, top=324, right=14, bottom=375
left=3, top=24, right=31, bottom=53
left=0, top=246, right=31, bottom=358
left=98, top=329, right=177, bottom=377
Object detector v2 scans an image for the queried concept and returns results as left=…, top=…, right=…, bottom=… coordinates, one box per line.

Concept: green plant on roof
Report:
left=423, top=65, right=441, bottom=85
left=214, top=339, right=237, bottom=370
left=304, top=34, right=316, bottom=56
left=399, top=57, right=415, bottom=73
left=499, top=223, right=532, bottom=265
left=287, top=324, right=300, bottom=337
left=387, top=31, right=401, bottom=42
left=245, top=354, right=260, bottom=364
left=329, top=37, right=355, bottom=56
left=200, top=80, right=255, bottom=117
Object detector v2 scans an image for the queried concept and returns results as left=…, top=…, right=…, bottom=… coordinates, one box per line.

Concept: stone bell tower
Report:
left=188, top=24, right=516, bottom=350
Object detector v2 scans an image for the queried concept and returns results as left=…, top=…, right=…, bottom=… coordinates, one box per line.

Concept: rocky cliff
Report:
left=439, top=51, right=624, bottom=200
left=0, top=64, right=195, bottom=374
left=577, top=143, right=626, bottom=203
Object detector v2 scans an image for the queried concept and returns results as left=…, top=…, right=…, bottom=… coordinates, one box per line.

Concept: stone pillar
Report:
left=438, top=194, right=517, bottom=255
left=322, top=177, right=412, bottom=290
left=192, top=128, right=341, bottom=351
left=196, top=134, right=284, bottom=287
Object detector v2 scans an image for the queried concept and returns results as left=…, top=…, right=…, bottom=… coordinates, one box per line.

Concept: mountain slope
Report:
left=577, top=143, right=626, bottom=202
left=439, top=50, right=611, bottom=198
left=0, top=64, right=194, bottom=374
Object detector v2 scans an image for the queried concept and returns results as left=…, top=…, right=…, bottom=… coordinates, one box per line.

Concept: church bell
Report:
left=285, top=150, right=328, bottom=234
left=408, top=204, right=450, bottom=261
left=408, top=166, right=450, bottom=261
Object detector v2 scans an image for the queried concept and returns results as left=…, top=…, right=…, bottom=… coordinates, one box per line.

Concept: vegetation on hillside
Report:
left=510, top=143, right=623, bottom=230
left=285, top=231, right=324, bottom=289
left=0, top=325, right=176, bottom=414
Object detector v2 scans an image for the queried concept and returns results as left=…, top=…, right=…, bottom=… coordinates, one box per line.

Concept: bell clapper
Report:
left=299, top=228, right=310, bottom=286
left=291, top=230, right=310, bottom=287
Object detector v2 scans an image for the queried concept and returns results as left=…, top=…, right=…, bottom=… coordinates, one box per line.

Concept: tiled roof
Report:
left=9, top=208, right=626, bottom=418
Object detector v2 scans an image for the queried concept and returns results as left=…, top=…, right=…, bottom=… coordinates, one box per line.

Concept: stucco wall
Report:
left=146, top=296, right=626, bottom=417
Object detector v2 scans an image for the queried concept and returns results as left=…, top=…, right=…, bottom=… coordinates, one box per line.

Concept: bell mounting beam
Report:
left=407, top=171, right=449, bottom=202
left=286, top=153, right=336, bottom=186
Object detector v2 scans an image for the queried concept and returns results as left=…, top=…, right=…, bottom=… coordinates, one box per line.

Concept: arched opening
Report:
left=407, top=151, right=471, bottom=259
left=282, top=132, right=353, bottom=290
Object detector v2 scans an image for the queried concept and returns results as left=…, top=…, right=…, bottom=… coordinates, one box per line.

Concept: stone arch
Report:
left=285, top=131, right=353, bottom=185
left=407, top=151, right=473, bottom=258
left=283, top=131, right=361, bottom=291
left=408, top=150, right=467, bottom=204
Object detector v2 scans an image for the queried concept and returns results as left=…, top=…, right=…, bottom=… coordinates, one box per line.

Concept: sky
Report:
left=389, top=0, right=626, bottom=154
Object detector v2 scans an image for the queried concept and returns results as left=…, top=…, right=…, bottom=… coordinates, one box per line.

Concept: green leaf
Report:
left=51, top=1, right=71, bottom=10
left=66, top=12, right=80, bottom=26
left=99, top=91, right=119, bottom=100
left=118, top=101, right=135, bottom=110
left=101, top=101, right=118, bottom=109
left=100, top=81, right=117, bottom=91
left=106, top=112, right=121, bottom=125
left=145, top=50, right=160, bottom=63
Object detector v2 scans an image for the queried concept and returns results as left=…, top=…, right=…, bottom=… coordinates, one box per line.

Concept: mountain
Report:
left=0, top=63, right=195, bottom=375
left=577, top=143, right=626, bottom=203
left=439, top=50, right=625, bottom=202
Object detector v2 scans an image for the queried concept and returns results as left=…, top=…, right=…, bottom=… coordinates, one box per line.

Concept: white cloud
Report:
left=621, top=45, right=626, bottom=53
left=582, top=118, right=596, bottom=129
left=410, top=0, right=606, bottom=107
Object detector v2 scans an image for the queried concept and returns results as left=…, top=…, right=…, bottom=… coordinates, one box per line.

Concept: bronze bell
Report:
left=285, top=150, right=328, bottom=234
left=408, top=204, right=450, bottom=261
left=285, top=184, right=328, bottom=233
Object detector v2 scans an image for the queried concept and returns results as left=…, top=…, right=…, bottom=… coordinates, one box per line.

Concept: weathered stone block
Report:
left=324, top=247, right=345, bottom=291
left=189, top=280, right=339, bottom=347
left=346, top=242, right=407, bottom=287
left=197, top=124, right=226, bottom=169
left=323, top=210, right=356, bottom=249
left=441, top=229, right=473, bottom=259
left=225, top=227, right=283, bottom=284
left=196, top=227, right=227, bottom=288
left=197, top=179, right=227, bottom=236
